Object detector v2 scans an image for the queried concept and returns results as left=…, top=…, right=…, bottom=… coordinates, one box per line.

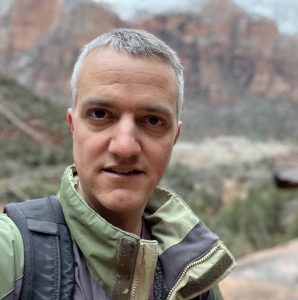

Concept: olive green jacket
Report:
left=0, top=166, right=235, bottom=299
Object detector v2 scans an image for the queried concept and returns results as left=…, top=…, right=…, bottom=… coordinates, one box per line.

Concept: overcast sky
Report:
left=234, top=0, right=298, bottom=34
left=95, top=0, right=298, bottom=35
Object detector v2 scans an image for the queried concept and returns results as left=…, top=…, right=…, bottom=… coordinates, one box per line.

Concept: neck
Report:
left=91, top=203, right=143, bottom=236
left=102, top=213, right=143, bottom=236
left=77, top=184, right=143, bottom=236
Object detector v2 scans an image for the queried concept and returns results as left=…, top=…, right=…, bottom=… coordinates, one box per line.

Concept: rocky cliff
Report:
left=0, top=0, right=64, bottom=60
left=0, top=0, right=298, bottom=105
left=0, top=0, right=124, bottom=103
left=1, top=0, right=298, bottom=143
left=137, top=0, right=298, bottom=105
left=1, top=0, right=297, bottom=107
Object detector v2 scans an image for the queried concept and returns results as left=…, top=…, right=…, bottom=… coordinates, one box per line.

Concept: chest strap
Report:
left=4, top=196, right=75, bottom=300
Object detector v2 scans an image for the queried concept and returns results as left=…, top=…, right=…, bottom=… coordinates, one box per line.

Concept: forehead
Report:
left=78, top=48, right=178, bottom=102
left=77, top=49, right=178, bottom=112
left=82, top=48, right=176, bottom=75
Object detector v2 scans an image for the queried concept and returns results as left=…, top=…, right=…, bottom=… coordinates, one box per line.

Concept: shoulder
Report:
left=0, top=213, right=24, bottom=299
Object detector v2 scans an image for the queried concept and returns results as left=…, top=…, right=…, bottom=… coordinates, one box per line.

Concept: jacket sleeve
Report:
left=0, top=214, right=24, bottom=299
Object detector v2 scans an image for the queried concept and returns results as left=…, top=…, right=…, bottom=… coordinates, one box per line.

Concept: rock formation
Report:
left=0, top=0, right=124, bottom=103
left=0, top=0, right=297, bottom=106
left=220, top=239, right=298, bottom=299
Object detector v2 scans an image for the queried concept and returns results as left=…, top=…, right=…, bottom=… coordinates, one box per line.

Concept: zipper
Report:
left=166, top=242, right=220, bottom=300
left=130, top=241, right=145, bottom=300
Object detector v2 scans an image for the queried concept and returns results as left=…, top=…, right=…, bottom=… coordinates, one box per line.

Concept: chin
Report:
left=97, top=189, right=147, bottom=212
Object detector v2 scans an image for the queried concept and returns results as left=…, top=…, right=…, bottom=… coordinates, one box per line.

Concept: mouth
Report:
left=103, top=167, right=144, bottom=176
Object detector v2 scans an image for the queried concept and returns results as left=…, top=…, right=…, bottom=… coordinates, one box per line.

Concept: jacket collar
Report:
left=59, top=166, right=158, bottom=298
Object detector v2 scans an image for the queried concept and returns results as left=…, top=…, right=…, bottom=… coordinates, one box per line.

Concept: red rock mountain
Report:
left=0, top=0, right=124, bottom=102
left=137, top=0, right=298, bottom=105
left=0, top=0, right=298, bottom=106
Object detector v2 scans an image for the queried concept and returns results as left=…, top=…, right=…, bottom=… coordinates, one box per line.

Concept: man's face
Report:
left=67, top=48, right=181, bottom=217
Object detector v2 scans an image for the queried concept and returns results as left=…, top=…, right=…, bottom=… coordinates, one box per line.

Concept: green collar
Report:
left=59, top=166, right=145, bottom=296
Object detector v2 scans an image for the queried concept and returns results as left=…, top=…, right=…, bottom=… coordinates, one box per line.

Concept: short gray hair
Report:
left=70, top=28, right=184, bottom=119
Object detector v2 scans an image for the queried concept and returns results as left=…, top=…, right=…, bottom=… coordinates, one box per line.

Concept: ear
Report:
left=174, top=121, right=182, bottom=145
left=67, top=108, right=74, bottom=133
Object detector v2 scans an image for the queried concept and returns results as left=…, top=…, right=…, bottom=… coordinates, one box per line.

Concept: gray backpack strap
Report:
left=4, top=196, right=75, bottom=300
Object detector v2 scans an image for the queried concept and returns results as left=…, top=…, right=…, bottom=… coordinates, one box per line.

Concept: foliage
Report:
left=0, top=76, right=72, bottom=202
left=217, top=186, right=298, bottom=257
left=164, top=163, right=298, bottom=258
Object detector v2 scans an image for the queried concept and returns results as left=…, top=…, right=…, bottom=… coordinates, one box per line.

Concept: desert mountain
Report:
left=137, top=0, right=298, bottom=104
left=0, top=0, right=124, bottom=103
left=1, top=0, right=298, bottom=106
left=1, top=0, right=298, bottom=141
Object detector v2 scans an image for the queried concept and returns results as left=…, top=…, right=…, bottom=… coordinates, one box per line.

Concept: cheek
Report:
left=73, top=133, right=98, bottom=161
left=149, top=142, right=174, bottom=175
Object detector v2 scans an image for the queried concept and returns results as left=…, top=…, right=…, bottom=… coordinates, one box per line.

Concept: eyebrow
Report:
left=79, top=98, right=114, bottom=110
left=79, top=98, right=175, bottom=119
left=140, top=104, right=174, bottom=120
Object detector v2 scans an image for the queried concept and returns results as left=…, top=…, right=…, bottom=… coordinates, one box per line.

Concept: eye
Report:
left=148, top=116, right=160, bottom=125
left=90, top=109, right=107, bottom=119
left=146, top=116, right=164, bottom=126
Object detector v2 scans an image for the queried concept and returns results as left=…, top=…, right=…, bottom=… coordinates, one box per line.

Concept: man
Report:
left=0, top=28, right=235, bottom=299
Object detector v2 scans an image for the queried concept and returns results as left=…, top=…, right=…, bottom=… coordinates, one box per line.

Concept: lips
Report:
left=103, top=167, right=143, bottom=176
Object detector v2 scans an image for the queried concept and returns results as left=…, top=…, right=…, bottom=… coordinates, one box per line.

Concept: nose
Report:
left=108, top=116, right=141, bottom=158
